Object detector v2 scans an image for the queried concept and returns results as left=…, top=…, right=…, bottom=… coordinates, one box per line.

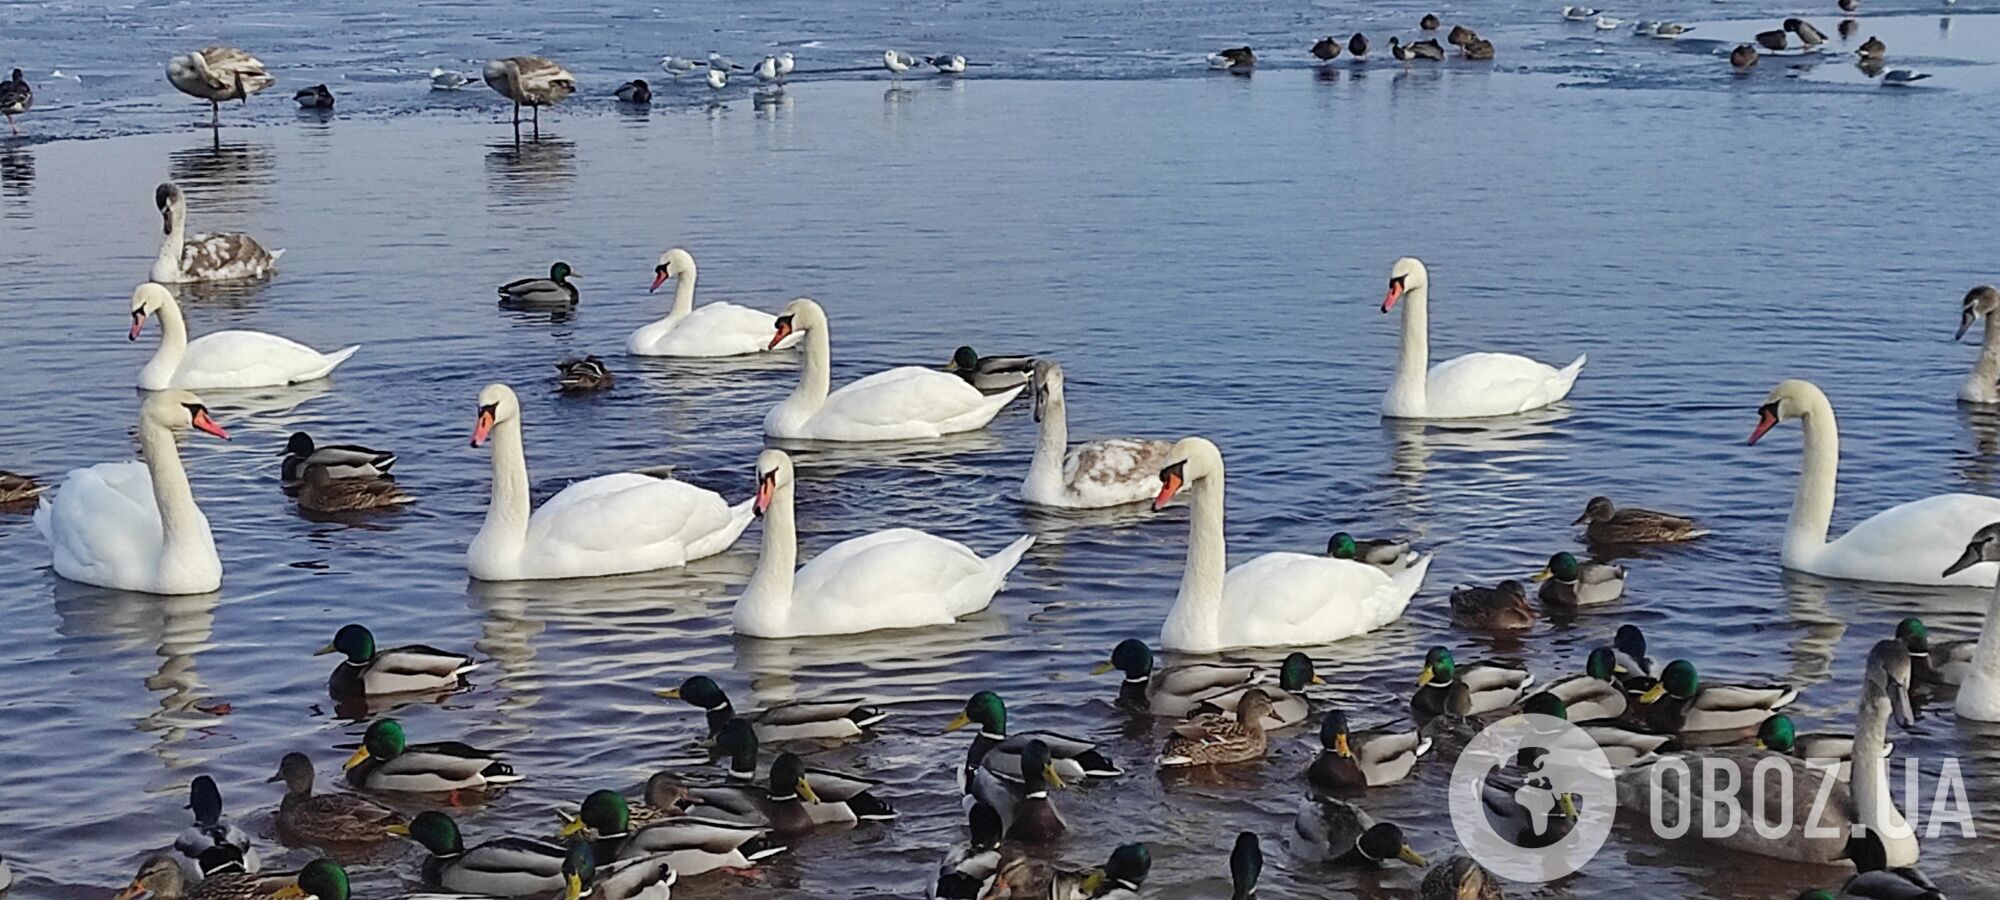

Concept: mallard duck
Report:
left=0, top=470, right=45, bottom=507
left=1310, top=37, right=1342, bottom=61
left=1732, top=44, right=1761, bottom=69
left=1420, top=855, right=1503, bottom=900
left=555, top=356, right=614, bottom=393
left=1450, top=581, right=1535, bottom=630
left=1786, top=17, right=1829, bottom=45
left=947, top=691, right=1121, bottom=785
left=343, top=718, right=520, bottom=794
left=392, top=811, right=570, bottom=895
left=1294, top=797, right=1426, bottom=867
left=1447, top=25, right=1478, bottom=47
left=483, top=56, right=576, bottom=131
left=613, top=80, right=652, bottom=104
left=1463, top=38, right=1495, bottom=59
left=984, top=843, right=1148, bottom=900
left=1857, top=36, right=1887, bottom=61
left=0, top=69, right=31, bottom=135
left=1413, top=647, right=1534, bottom=717
left=945, top=346, right=1035, bottom=393
left=561, top=789, right=789, bottom=877
left=930, top=803, right=1002, bottom=899
left=1479, top=761, right=1581, bottom=849
left=1420, top=13, right=1441, bottom=29
left=317, top=623, right=475, bottom=697
left=1228, top=832, right=1260, bottom=899
left=1410, top=39, right=1447, bottom=60
left=281, top=433, right=395, bottom=486
left=0, top=850, right=11, bottom=893
left=704, top=717, right=897, bottom=821
left=1188, top=652, right=1321, bottom=729
left=166, top=47, right=274, bottom=127
left=120, top=851, right=348, bottom=900
left=294, top=84, right=334, bottom=109
left=269, top=752, right=404, bottom=845
left=1205, top=47, right=1256, bottom=69
left=658, top=674, right=887, bottom=742
left=1520, top=691, right=1673, bottom=770
left=1306, top=708, right=1432, bottom=790
left=578, top=850, right=676, bottom=900
left=1159, top=691, right=1276, bottom=767
left=1895, top=617, right=1973, bottom=687
left=174, top=776, right=259, bottom=879
left=1831, top=827, right=1944, bottom=899
left=1533, top=552, right=1626, bottom=608
left=1573, top=496, right=1706, bottom=544
left=499, top=262, right=580, bottom=309
left=298, top=464, right=412, bottom=513
left=1757, top=714, right=1889, bottom=784
left=1093, top=638, right=1262, bottom=717
left=1639, top=660, right=1798, bottom=734
left=1544, top=648, right=1629, bottom=721
left=664, top=752, right=826, bottom=836
left=1348, top=33, right=1369, bottom=58
left=1388, top=37, right=1412, bottom=61
left=986, top=739, right=1069, bottom=843
left=1326, top=532, right=1419, bottom=574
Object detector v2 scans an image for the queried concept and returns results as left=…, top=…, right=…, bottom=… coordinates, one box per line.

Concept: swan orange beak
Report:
left=1748, top=404, right=1779, bottom=445
left=472, top=405, right=497, bottom=447
left=1382, top=278, right=1405, bottom=313
left=769, top=317, right=795, bottom=350
left=191, top=408, right=229, bottom=440
left=1153, top=466, right=1184, bottom=512
left=129, top=311, right=147, bottom=341
left=754, top=471, right=776, bottom=516
left=650, top=268, right=671, bottom=293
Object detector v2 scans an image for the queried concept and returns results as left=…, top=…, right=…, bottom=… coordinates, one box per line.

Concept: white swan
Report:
left=1379, top=257, right=1585, bottom=419
left=626, top=249, right=802, bottom=357
left=1750, top=379, right=2000, bottom=586
left=35, top=391, right=227, bottom=595
left=152, top=183, right=282, bottom=283
left=1020, top=360, right=1172, bottom=509
left=130, top=283, right=358, bottom=391
left=733, top=450, right=1034, bottom=638
left=763, top=299, right=1021, bottom=441
left=468, top=383, right=754, bottom=581
left=1956, top=285, right=2000, bottom=403
left=1941, top=524, right=2000, bottom=720
left=1152, top=437, right=1430, bottom=652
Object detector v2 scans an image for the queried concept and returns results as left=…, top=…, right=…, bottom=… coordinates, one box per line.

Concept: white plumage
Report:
left=130, top=283, right=357, bottom=390
left=1379, top=257, right=1584, bottom=419
left=762, top=299, right=1021, bottom=441
left=627, top=249, right=802, bottom=357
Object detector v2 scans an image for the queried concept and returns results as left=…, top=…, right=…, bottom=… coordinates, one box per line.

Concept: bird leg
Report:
left=210, top=99, right=220, bottom=128
left=6, top=114, right=16, bottom=136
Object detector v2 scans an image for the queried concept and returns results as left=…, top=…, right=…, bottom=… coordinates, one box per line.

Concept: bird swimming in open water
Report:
left=614, top=79, right=652, bottom=104
left=499, top=262, right=580, bottom=308
left=294, top=84, right=334, bottom=109
left=1, top=69, right=32, bottom=135
left=1732, top=44, right=1761, bottom=68
left=167, top=46, right=274, bottom=127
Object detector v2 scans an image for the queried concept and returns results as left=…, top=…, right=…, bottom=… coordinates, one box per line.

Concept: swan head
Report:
left=1383, top=257, right=1428, bottom=312
left=770, top=298, right=826, bottom=349
left=1030, top=359, right=1065, bottom=423
left=1957, top=284, right=1999, bottom=340
left=1863, top=638, right=1916, bottom=728
left=1942, top=521, right=2000, bottom=578
left=471, top=383, right=520, bottom=447
left=1747, top=379, right=1826, bottom=445
left=652, top=248, right=695, bottom=293
left=143, top=389, right=229, bottom=440
left=129, top=282, right=175, bottom=340
left=754, top=448, right=793, bottom=516
left=1153, top=437, right=1224, bottom=511
left=154, top=182, right=185, bottom=233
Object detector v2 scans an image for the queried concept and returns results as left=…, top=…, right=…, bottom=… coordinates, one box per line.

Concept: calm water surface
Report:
left=4, top=6, right=2000, bottom=900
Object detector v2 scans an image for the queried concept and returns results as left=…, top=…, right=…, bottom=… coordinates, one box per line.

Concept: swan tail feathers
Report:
left=267, top=248, right=286, bottom=262
left=986, top=534, right=1036, bottom=578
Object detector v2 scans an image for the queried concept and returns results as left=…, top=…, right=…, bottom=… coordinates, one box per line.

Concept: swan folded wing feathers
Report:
left=183, top=233, right=280, bottom=281
left=522, top=474, right=738, bottom=570
left=1065, top=438, right=1173, bottom=494
left=169, top=332, right=358, bottom=389
left=1215, top=553, right=1426, bottom=646
left=816, top=367, right=1021, bottom=435
left=37, top=461, right=166, bottom=575
left=1814, top=492, right=2000, bottom=586
left=788, top=529, right=997, bottom=629
left=1424, top=352, right=1586, bottom=417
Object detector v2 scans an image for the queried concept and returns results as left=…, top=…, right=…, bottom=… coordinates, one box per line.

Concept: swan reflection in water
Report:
left=167, top=140, right=276, bottom=213
left=52, top=582, right=224, bottom=767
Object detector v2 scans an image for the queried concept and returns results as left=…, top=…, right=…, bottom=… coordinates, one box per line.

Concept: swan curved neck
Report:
left=1971, top=316, right=2000, bottom=396
left=140, top=414, right=203, bottom=557
left=740, top=484, right=798, bottom=621
left=1392, top=285, right=1430, bottom=402
left=1027, top=395, right=1069, bottom=490
left=1973, top=580, right=2000, bottom=692
left=1783, top=395, right=1840, bottom=565
left=154, top=206, right=187, bottom=280
left=669, top=267, right=698, bottom=319
left=785, top=324, right=833, bottom=413
left=1850, top=690, right=1914, bottom=863
left=1174, top=465, right=1229, bottom=645
left=477, top=417, right=532, bottom=558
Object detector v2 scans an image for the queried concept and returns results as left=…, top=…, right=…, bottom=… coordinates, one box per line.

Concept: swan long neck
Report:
left=787, top=322, right=833, bottom=412
left=140, top=413, right=203, bottom=557
left=669, top=265, right=698, bottom=319
left=155, top=204, right=187, bottom=278
left=1974, top=580, right=2000, bottom=687
left=1973, top=315, right=2000, bottom=393
left=1784, top=394, right=1840, bottom=562
left=1849, top=687, right=1912, bottom=856
left=1027, top=392, right=1069, bottom=487
left=1176, top=461, right=1229, bottom=643
left=477, top=416, right=532, bottom=556
left=742, top=481, right=798, bottom=610
left=152, top=294, right=190, bottom=372
left=1392, top=284, right=1430, bottom=401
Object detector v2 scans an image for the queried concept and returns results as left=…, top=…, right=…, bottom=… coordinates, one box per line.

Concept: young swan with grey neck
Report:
left=733, top=449, right=1034, bottom=638
left=1378, top=257, right=1585, bottom=419
left=467, top=383, right=753, bottom=580
left=1941, top=523, right=2000, bottom=720
left=129, top=282, right=358, bottom=390
left=1150, top=436, right=1429, bottom=651
left=1021, top=359, right=1174, bottom=509
left=35, top=390, right=227, bottom=594
left=151, top=182, right=283, bottom=283
left=1956, top=285, right=2000, bottom=403
left=1748, top=378, right=2000, bottom=585
left=626, top=248, right=802, bottom=357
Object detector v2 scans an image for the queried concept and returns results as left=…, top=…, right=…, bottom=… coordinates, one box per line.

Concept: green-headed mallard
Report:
left=1544, top=647, right=1629, bottom=721
left=1895, top=617, right=1974, bottom=687
left=1450, top=581, right=1535, bottom=631
left=1307, top=708, right=1431, bottom=790
left=1293, top=797, right=1426, bottom=867
left=173, top=776, right=259, bottom=880
left=270, top=752, right=405, bottom=846
left=1611, top=624, right=1661, bottom=685
left=945, top=346, right=1035, bottom=393
left=1326, top=532, right=1419, bottom=574
left=1420, top=855, right=1503, bottom=900
left=556, top=356, right=614, bottom=393
left=931, top=802, right=1002, bottom=899
left=391, top=810, right=570, bottom=895
left=988, top=739, right=1068, bottom=843
left=343, top=718, right=520, bottom=794
left=947, top=691, right=1121, bottom=787
left=1228, top=832, right=1260, bottom=900
left=120, top=850, right=347, bottom=900
left=1187, top=652, right=1321, bottom=730
left=985, top=842, right=1148, bottom=900
left=705, top=717, right=896, bottom=821
left=280, top=432, right=395, bottom=487
left=1756, top=713, right=1890, bottom=784
left=1573, top=496, right=1706, bottom=544
left=1639, top=660, right=1798, bottom=735
left=499, top=262, right=581, bottom=309
left=658, top=674, right=887, bottom=743
left=1533, top=552, right=1626, bottom=608
left=561, top=789, right=789, bottom=878
left=1093, top=638, right=1262, bottom=717
left=676, top=751, right=825, bottom=836
left=1413, top=647, right=1534, bottom=718
left=317, top=623, right=475, bottom=698
left=1159, top=691, right=1275, bottom=767
left=1520, top=691, right=1674, bottom=770
left=1479, top=768, right=1580, bottom=849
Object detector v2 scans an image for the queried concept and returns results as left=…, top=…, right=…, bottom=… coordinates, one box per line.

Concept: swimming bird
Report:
left=1882, top=68, right=1931, bottom=85
left=1450, top=580, right=1535, bottom=630
left=1448, top=25, right=1479, bottom=47
left=1, top=69, right=32, bottom=134
left=318, top=622, right=474, bottom=698
left=1420, top=856, right=1503, bottom=900
left=483, top=56, right=575, bottom=132
left=658, top=56, right=704, bottom=77
left=269, top=752, right=406, bottom=846
left=706, top=67, right=728, bottom=91
left=281, top=433, right=394, bottom=486
left=884, top=50, right=919, bottom=77
left=1311, top=37, right=1343, bottom=61
left=1732, top=44, right=1761, bottom=68
left=498, top=261, right=580, bottom=308
left=1755, top=713, right=1881, bottom=784
left=1465, top=38, right=1496, bottom=59
left=1228, top=833, right=1261, bottom=900
left=167, top=47, right=274, bottom=127
left=1306, top=709, right=1432, bottom=790
left=1595, top=16, right=1624, bottom=30
left=1653, top=22, right=1691, bottom=37
left=1787, top=18, right=1829, bottom=46
left=932, top=803, right=1003, bottom=899
left=429, top=67, right=472, bottom=90
left=298, top=464, right=411, bottom=514
left=1561, top=6, right=1598, bottom=21
left=1756, top=29, right=1789, bottom=51
left=174, top=775, right=261, bottom=879
left=1637, top=659, right=1798, bottom=735
left=151, top=183, right=284, bottom=283
left=1542, top=649, right=1631, bottom=722
left=1573, top=495, right=1705, bottom=544
left=708, top=51, right=744, bottom=71
left=391, top=811, right=570, bottom=895
left=1158, top=691, right=1277, bottom=767
left=946, top=346, right=1036, bottom=392
left=1413, top=646, right=1533, bottom=717
left=1294, top=797, right=1427, bottom=867
left=1207, top=47, right=1256, bottom=69
left=659, top=673, right=887, bottom=743
left=948, top=690, right=1122, bottom=789
left=344, top=718, right=519, bottom=794
left=1348, top=33, right=1370, bottom=58
left=614, top=80, right=651, bottom=104
left=0, top=471, right=45, bottom=507
left=1021, top=360, right=1175, bottom=510
left=1380, top=257, right=1585, bottom=419
left=556, top=355, right=614, bottom=392
left=1895, top=617, right=1974, bottom=687
left=1094, top=639, right=1261, bottom=716
left=293, top=84, right=334, bottom=109
left=1326, top=532, right=1419, bottom=574
left=1533, top=551, right=1627, bottom=608
left=1858, top=36, right=1886, bottom=61
left=131, top=284, right=353, bottom=390
left=931, top=54, right=967, bottom=74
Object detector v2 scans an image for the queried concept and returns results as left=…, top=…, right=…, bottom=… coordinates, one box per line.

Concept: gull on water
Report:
left=429, top=67, right=472, bottom=90
left=1594, top=16, right=1624, bottom=30
left=1562, top=6, right=1598, bottom=21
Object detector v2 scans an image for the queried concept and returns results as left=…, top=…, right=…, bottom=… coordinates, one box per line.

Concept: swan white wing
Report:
left=1420, top=352, right=1585, bottom=419
left=37, top=462, right=166, bottom=585
left=798, top=367, right=1018, bottom=440
left=1208, top=553, right=1428, bottom=649
left=785, top=528, right=998, bottom=633
left=632, top=301, right=798, bottom=357
left=161, top=330, right=356, bottom=390
left=524, top=474, right=742, bottom=574
left=1807, top=493, right=2000, bottom=586
left=1058, top=438, right=1174, bottom=507
left=181, top=232, right=279, bottom=281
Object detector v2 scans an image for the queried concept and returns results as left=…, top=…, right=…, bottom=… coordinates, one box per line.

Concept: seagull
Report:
left=1595, top=16, right=1624, bottom=30
left=1562, top=6, right=1599, bottom=21
left=430, top=67, right=471, bottom=90
left=706, top=67, right=729, bottom=90
left=1206, top=47, right=1255, bottom=68
left=754, top=55, right=780, bottom=83
left=1633, top=21, right=1658, bottom=35
left=884, top=50, right=919, bottom=77
left=776, top=52, right=795, bottom=80
left=708, top=51, right=744, bottom=71
left=930, top=54, right=967, bottom=74
left=659, top=56, right=705, bottom=77
left=1882, top=68, right=1931, bottom=84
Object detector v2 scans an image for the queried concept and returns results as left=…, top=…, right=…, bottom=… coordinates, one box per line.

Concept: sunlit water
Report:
left=4, top=4, right=2000, bottom=899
